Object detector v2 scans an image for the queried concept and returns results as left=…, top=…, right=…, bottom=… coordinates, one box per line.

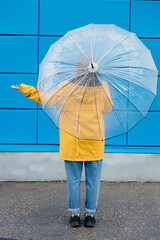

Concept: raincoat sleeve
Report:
left=18, top=83, right=42, bottom=105
left=102, top=81, right=113, bottom=114
left=18, top=83, right=64, bottom=106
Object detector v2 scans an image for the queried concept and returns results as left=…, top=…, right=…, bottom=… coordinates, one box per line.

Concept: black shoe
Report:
left=69, top=213, right=81, bottom=227
left=84, top=213, right=96, bottom=227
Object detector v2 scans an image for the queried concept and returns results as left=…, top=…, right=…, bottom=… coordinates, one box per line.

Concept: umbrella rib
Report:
left=47, top=62, right=88, bottom=71
left=99, top=49, right=150, bottom=66
left=95, top=73, right=127, bottom=133
left=39, top=67, right=75, bottom=80
left=69, top=34, right=91, bottom=64
left=90, top=25, right=102, bottom=138
left=97, top=33, right=134, bottom=65
left=63, top=44, right=81, bottom=59
left=43, top=73, right=86, bottom=107
left=93, top=76, right=103, bottom=140
left=57, top=72, right=89, bottom=124
left=76, top=78, right=89, bottom=139
left=96, top=24, right=115, bottom=63
left=38, top=70, right=85, bottom=89
left=100, top=73, right=146, bottom=117
left=100, top=69, right=156, bottom=95
left=47, top=60, right=77, bottom=66
left=102, top=66, right=157, bottom=83
left=90, top=24, right=94, bottom=63
left=105, top=65, right=157, bottom=73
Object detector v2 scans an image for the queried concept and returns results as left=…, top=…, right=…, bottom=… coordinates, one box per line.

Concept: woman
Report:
left=11, top=54, right=113, bottom=228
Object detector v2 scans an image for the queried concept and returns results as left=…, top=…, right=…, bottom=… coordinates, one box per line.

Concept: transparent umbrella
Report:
left=37, top=23, right=158, bottom=141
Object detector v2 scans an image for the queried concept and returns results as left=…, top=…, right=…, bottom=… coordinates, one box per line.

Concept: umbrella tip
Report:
left=88, top=62, right=98, bottom=72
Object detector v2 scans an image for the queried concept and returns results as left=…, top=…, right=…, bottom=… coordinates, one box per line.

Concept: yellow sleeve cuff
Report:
left=18, top=83, right=29, bottom=94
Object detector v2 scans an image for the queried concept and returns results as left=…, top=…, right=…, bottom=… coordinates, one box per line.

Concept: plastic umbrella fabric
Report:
left=37, top=23, right=158, bottom=141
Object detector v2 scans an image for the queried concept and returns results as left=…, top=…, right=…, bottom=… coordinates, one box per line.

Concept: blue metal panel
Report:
left=131, top=1, right=160, bottom=37
left=0, top=0, right=38, bottom=34
left=105, top=134, right=126, bottom=146
left=0, top=144, right=59, bottom=152
left=128, top=112, right=160, bottom=146
left=40, top=0, right=130, bottom=35
left=38, top=37, right=60, bottom=109
left=150, top=77, right=160, bottom=112
left=0, top=0, right=159, bottom=153
left=0, top=36, right=37, bottom=73
left=0, top=74, right=38, bottom=109
left=1, top=144, right=160, bottom=153
left=39, top=36, right=60, bottom=64
left=0, top=110, right=37, bottom=143
left=141, top=39, right=160, bottom=73
left=38, top=110, right=59, bottom=144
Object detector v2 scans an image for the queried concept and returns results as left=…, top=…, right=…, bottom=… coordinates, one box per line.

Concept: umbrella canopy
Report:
left=37, top=23, right=158, bottom=141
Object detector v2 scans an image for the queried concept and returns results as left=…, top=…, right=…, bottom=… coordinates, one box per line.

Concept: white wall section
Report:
left=0, top=152, right=159, bottom=182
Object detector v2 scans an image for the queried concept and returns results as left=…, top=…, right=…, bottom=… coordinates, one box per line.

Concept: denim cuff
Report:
left=69, top=208, right=81, bottom=212
left=85, top=208, right=97, bottom=213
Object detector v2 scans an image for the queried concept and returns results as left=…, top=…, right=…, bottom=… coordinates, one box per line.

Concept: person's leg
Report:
left=83, top=159, right=103, bottom=227
left=84, top=159, right=103, bottom=213
left=64, top=160, right=83, bottom=213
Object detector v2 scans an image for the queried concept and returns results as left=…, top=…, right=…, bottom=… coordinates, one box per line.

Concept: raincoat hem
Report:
left=59, top=157, right=103, bottom=162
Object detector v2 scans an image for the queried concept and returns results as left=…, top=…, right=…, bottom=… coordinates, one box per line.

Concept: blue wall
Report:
left=0, top=0, right=160, bottom=153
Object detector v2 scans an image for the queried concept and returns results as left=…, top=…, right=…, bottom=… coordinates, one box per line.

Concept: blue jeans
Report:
left=64, top=160, right=103, bottom=213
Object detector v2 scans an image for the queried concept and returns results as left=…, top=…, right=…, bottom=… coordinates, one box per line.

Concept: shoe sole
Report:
left=84, top=221, right=95, bottom=227
left=84, top=224, right=95, bottom=227
left=70, top=223, right=81, bottom=227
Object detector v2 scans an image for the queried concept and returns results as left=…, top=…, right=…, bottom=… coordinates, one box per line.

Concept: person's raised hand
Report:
left=11, top=84, right=21, bottom=90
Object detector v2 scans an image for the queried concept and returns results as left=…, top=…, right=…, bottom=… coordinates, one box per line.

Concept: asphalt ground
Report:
left=0, top=181, right=160, bottom=240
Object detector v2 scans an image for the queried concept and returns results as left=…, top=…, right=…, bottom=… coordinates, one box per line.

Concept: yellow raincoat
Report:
left=18, top=81, right=113, bottom=161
